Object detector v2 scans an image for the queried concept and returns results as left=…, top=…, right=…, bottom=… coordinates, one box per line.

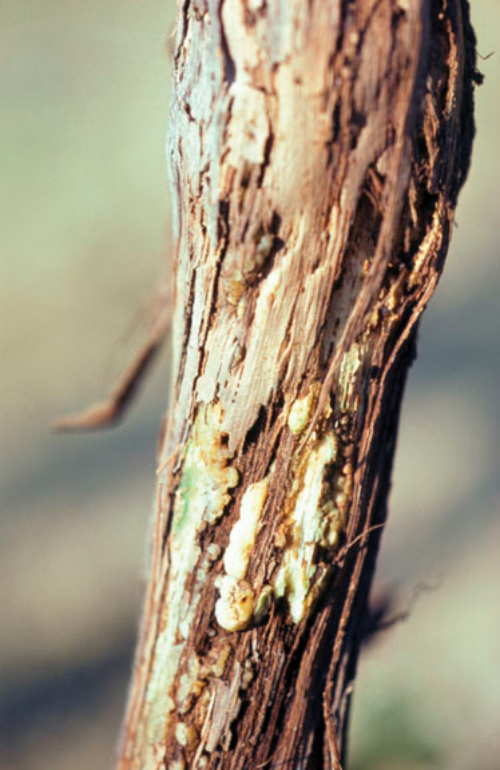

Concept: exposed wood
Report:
left=118, top=1, right=478, bottom=768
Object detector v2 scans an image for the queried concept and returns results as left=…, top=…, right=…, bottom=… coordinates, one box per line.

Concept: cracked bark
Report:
left=118, top=1, right=478, bottom=768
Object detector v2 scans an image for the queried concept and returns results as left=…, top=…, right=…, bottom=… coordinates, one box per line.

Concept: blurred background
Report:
left=0, top=2, right=498, bottom=769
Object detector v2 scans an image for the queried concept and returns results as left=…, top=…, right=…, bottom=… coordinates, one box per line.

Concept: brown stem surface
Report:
left=118, top=2, right=478, bottom=768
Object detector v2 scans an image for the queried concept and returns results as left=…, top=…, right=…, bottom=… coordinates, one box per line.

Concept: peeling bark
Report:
left=118, top=1, right=478, bottom=768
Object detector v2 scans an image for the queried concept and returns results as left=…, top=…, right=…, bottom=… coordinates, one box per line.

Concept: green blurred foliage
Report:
left=351, top=694, right=441, bottom=770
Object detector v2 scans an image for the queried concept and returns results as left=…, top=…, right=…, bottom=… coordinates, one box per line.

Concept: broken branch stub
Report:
left=118, top=2, right=478, bottom=768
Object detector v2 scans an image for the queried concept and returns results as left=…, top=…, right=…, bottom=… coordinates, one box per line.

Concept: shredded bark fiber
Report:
left=118, top=2, right=478, bottom=768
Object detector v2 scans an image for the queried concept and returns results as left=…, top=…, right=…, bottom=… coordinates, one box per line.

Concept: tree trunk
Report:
left=118, top=1, right=477, bottom=768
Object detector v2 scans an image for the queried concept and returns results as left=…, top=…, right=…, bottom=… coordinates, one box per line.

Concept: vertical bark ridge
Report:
left=118, top=1, right=478, bottom=768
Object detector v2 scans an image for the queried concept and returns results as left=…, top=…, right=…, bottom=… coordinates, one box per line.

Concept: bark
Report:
left=118, top=1, right=478, bottom=768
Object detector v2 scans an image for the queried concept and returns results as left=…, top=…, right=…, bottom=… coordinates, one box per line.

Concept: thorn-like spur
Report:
left=54, top=299, right=172, bottom=432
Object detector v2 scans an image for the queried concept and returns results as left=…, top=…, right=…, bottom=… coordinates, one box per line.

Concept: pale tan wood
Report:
left=118, top=2, right=478, bottom=768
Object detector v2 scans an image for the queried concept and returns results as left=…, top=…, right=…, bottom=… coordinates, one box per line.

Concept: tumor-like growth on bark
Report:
left=118, top=2, right=478, bottom=768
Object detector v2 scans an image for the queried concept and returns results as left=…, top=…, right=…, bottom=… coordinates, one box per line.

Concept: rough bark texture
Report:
left=118, top=1, right=477, bottom=768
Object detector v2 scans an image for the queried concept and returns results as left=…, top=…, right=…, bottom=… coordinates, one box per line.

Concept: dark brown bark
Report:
left=118, top=2, right=478, bottom=768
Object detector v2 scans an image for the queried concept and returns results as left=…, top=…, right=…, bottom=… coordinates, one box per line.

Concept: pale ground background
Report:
left=0, top=2, right=498, bottom=769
